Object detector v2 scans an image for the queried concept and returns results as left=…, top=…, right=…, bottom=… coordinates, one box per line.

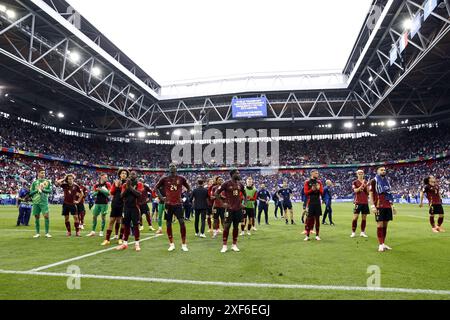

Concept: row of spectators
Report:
left=1, top=153, right=449, bottom=202
left=1, top=116, right=449, bottom=168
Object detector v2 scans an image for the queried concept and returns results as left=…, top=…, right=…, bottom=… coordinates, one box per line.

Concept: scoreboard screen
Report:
left=231, top=97, right=268, bottom=119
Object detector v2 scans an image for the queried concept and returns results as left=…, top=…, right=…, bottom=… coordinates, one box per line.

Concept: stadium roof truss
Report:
left=0, top=0, right=449, bottom=132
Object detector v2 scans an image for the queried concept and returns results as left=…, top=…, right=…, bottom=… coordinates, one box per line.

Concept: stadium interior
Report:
left=0, top=0, right=449, bottom=302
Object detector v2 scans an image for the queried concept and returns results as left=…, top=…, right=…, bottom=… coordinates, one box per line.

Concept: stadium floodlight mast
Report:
left=137, top=131, right=146, bottom=138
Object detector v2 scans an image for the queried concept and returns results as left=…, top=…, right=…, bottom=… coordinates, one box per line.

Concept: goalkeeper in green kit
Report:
left=87, top=173, right=111, bottom=237
left=30, top=168, right=52, bottom=238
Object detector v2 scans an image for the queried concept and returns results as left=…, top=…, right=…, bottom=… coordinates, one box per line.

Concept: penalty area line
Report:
left=0, top=269, right=449, bottom=296
left=28, top=234, right=163, bottom=272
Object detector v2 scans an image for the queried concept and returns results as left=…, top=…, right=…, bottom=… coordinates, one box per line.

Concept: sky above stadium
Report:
left=66, top=0, right=373, bottom=85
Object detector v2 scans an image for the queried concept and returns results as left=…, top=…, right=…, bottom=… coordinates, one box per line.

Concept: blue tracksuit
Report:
left=257, top=189, right=271, bottom=224
left=17, top=188, right=32, bottom=226
left=322, top=186, right=333, bottom=224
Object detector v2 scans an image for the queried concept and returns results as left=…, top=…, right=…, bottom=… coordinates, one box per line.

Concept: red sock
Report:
left=114, top=222, right=120, bottom=235
left=133, top=225, right=140, bottom=241
left=65, top=221, right=71, bottom=233
left=352, top=220, right=357, bottom=232
left=180, top=223, right=186, bottom=244
left=430, top=216, right=436, bottom=228
left=213, top=218, right=219, bottom=230
left=167, top=224, right=173, bottom=243
left=438, top=217, right=444, bottom=227
left=80, top=212, right=85, bottom=224
left=223, top=226, right=230, bottom=245
left=207, top=216, right=212, bottom=229
left=123, top=225, right=130, bottom=242
left=382, top=225, right=387, bottom=243
left=119, top=225, right=124, bottom=239
left=315, top=216, right=320, bottom=236
left=306, top=217, right=314, bottom=236
left=361, top=220, right=366, bottom=232
left=232, top=227, right=239, bottom=245
left=146, top=214, right=152, bottom=226
left=74, top=222, right=80, bottom=233
left=241, top=221, right=245, bottom=231
left=377, top=227, right=384, bottom=244
left=106, top=229, right=112, bottom=241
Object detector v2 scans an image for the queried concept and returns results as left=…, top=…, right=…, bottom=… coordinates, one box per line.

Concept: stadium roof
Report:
left=0, top=0, right=450, bottom=134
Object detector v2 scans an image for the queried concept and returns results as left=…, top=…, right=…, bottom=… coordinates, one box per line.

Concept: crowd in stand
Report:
left=1, top=116, right=449, bottom=168
left=1, top=115, right=449, bottom=203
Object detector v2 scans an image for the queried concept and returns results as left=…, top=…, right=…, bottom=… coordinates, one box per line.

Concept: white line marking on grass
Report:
left=403, top=215, right=427, bottom=219
left=28, top=234, right=163, bottom=272
left=0, top=269, right=450, bottom=296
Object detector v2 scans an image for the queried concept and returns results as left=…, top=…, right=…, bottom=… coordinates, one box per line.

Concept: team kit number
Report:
left=170, top=184, right=178, bottom=191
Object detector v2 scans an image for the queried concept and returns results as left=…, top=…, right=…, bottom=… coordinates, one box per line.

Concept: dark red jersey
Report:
left=216, top=180, right=245, bottom=211
left=61, top=183, right=81, bottom=205
left=352, top=179, right=369, bottom=205
left=304, top=179, right=324, bottom=206
left=207, top=185, right=215, bottom=208
left=369, top=179, right=392, bottom=209
left=154, top=175, right=189, bottom=206
left=212, top=185, right=225, bottom=208
left=423, top=185, right=442, bottom=205
left=77, top=185, right=88, bottom=204
left=121, top=181, right=144, bottom=209
left=110, top=180, right=126, bottom=207
left=138, top=184, right=152, bottom=206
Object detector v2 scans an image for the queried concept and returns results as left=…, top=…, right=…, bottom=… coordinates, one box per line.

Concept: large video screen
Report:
left=231, top=97, right=268, bottom=119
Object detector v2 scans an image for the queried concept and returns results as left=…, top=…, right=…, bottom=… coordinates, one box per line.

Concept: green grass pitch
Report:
left=0, top=203, right=449, bottom=300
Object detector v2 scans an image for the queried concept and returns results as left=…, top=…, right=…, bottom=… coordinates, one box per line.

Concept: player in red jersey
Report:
left=101, top=169, right=128, bottom=246
left=55, top=174, right=82, bottom=237
left=351, top=170, right=370, bottom=238
left=369, top=167, right=397, bottom=252
left=76, top=184, right=88, bottom=230
left=138, top=179, right=155, bottom=232
left=155, top=163, right=191, bottom=252
left=206, top=178, right=215, bottom=233
left=214, top=169, right=247, bottom=253
left=212, top=176, right=225, bottom=238
left=303, top=169, right=324, bottom=241
left=420, top=175, right=445, bottom=233
left=116, top=171, right=144, bottom=251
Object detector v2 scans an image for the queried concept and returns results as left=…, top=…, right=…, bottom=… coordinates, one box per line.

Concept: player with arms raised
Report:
left=102, top=169, right=128, bottom=246
left=155, top=163, right=191, bottom=252
left=215, top=169, right=247, bottom=253
left=351, top=170, right=369, bottom=238
left=420, top=175, right=445, bottom=233
left=369, top=167, right=397, bottom=252
left=303, top=170, right=324, bottom=241
left=55, top=174, right=81, bottom=237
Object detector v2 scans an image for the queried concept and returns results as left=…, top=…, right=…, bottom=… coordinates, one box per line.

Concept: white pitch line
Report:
left=28, top=234, right=163, bottom=272
left=0, top=269, right=450, bottom=296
